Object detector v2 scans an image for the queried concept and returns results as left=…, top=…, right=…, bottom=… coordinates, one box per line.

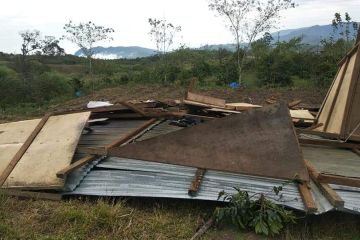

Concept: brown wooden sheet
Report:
left=109, top=103, right=309, bottom=181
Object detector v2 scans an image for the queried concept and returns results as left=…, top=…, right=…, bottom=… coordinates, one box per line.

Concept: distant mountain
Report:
left=75, top=24, right=358, bottom=58
left=74, top=46, right=156, bottom=59
left=272, top=23, right=358, bottom=45
left=199, top=23, right=359, bottom=51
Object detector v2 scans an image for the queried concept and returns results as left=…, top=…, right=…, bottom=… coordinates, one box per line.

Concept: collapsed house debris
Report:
left=1, top=34, right=360, bottom=217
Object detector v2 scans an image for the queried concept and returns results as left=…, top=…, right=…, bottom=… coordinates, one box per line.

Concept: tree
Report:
left=208, top=0, right=295, bottom=84
left=331, top=12, right=359, bottom=51
left=19, top=30, right=42, bottom=76
left=41, top=36, right=65, bottom=56
left=20, top=30, right=42, bottom=57
left=62, top=21, right=114, bottom=73
left=148, top=18, right=181, bottom=83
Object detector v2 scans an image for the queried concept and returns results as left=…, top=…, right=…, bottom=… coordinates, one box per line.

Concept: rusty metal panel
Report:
left=109, top=103, right=309, bottom=181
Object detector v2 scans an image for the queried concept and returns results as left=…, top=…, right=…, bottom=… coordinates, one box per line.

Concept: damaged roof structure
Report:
left=1, top=32, right=360, bottom=217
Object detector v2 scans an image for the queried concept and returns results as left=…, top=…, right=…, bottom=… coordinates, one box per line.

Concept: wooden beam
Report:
left=120, top=101, right=147, bottom=116
left=324, top=56, right=350, bottom=132
left=0, top=189, right=61, bottom=201
left=340, top=45, right=360, bottom=139
left=317, top=174, right=360, bottom=188
left=56, top=155, right=97, bottom=179
left=106, top=118, right=158, bottom=149
left=183, top=99, right=227, bottom=109
left=318, top=182, right=344, bottom=208
left=188, top=168, right=206, bottom=196
left=337, top=42, right=360, bottom=66
left=0, top=113, right=52, bottom=186
left=185, top=92, right=226, bottom=108
left=305, top=160, right=344, bottom=207
left=76, top=146, right=107, bottom=155
left=298, top=182, right=317, bottom=213
left=299, top=138, right=360, bottom=149
left=288, top=99, right=302, bottom=108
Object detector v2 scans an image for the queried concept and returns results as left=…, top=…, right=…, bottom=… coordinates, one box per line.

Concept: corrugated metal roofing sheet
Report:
left=64, top=119, right=360, bottom=215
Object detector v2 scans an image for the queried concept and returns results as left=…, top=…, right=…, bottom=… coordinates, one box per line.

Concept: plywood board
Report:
left=290, top=110, right=315, bottom=120
left=110, top=103, right=309, bottom=181
left=0, top=119, right=41, bottom=176
left=3, top=112, right=90, bottom=189
left=316, top=63, right=346, bottom=131
left=186, top=92, right=226, bottom=107
left=326, top=53, right=356, bottom=133
left=225, top=103, right=262, bottom=111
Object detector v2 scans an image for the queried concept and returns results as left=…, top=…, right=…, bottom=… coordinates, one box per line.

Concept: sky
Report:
left=0, top=0, right=359, bottom=54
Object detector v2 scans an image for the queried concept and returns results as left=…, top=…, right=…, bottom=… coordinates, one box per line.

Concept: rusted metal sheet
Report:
left=109, top=103, right=309, bottom=181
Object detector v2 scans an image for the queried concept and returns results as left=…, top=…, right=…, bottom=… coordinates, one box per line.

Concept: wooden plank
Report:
left=3, top=112, right=91, bottom=189
left=206, top=108, right=240, bottom=114
left=299, top=138, right=360, bottom=149
left=290, top=110, right=315, bottom=120
left=0, top=119, right=41, bottom=177
left=316, top=60, right=347, bottom=132
left=56, top=155, right=97, bottom=179
left=225, top=102, right=262, bottom=111
left=188, top=168, right=206, bottom=196
left=288, top=99, right=302, bottom=108
left=318, top=174, right=360, bottom=188
left=120, top=101, right=147, bottom=116
left=341, top=46, right=360, bottom=139
left=183, top=99, right=226, bottom=109
left=318, top=182, right=344, bottom=208
left=338, top=42, right=360, bottom=66
left=305, top=160, right=344, bottom=207
left=76, top=146, right=107, bottom=155
left=304, top=159, right=320, bottom=179
left=0, top=189, right=61, bottom=201
left=0, top=114, right=51, bottom=186
left=106, top=118, right=158, bottom=149
left=298, top=183, right=317, bottom=213
left=186, top=91, right=226, bottom=107
left=327, top=53, right=356, bottom=134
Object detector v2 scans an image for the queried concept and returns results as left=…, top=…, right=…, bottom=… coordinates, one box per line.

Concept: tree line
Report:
left=0, top=4, right=358, bottom=109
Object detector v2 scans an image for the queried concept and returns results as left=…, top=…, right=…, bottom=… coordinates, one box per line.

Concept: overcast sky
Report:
left=0, top=0, right=359, bottom=54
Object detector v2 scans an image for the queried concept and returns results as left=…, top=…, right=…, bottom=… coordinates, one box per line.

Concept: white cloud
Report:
left=0, top=0, right=359, bottom=54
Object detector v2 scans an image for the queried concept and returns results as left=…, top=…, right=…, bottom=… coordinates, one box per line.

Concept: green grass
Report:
left=292, top=76, right=317, bottom=89
left=0, top=195, right=359, bottom=240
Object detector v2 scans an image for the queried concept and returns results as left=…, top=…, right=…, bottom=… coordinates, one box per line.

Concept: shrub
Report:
left=32, top=72, right=72, bottom=101
left=0, top=66, right=26, bottom=105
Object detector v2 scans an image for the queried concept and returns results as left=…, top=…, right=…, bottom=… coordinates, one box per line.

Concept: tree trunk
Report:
left=88, top=57, right=92, bottom=75
left=237, top=42, right=242, bottom=84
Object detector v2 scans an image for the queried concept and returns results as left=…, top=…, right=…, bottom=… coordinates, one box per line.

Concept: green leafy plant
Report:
left=214, top=186, right=296, bottom=236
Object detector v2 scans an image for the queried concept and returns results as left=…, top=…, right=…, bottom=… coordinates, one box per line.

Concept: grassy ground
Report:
left=1, top=195, right=360, bottom=240
left=1, top=84, right=358, bottom=239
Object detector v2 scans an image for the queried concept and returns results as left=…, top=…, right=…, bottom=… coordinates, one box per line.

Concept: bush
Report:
left=0, top=66, right=26, bottom=105
left=32, top=72, right=72, bottom=101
